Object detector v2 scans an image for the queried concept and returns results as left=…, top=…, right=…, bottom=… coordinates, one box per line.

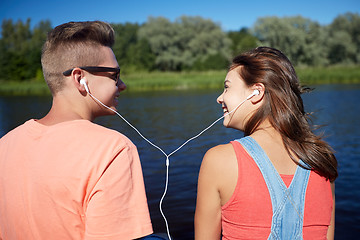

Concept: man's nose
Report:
left=117, top=79, right=126, bottom=91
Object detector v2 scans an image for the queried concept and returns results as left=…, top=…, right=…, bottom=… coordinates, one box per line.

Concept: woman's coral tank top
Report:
left=221, top=141, right=333, bottom=240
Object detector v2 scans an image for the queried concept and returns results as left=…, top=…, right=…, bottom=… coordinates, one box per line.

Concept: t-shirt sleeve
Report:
left=84, top=141, right=153, bottom=240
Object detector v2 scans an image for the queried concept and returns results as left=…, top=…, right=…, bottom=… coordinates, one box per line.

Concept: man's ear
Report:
left=79, top=78, right=90, bottom=93
left=71, top=68, right=88, bottom=93
left=250, top=83, right=265, bottom=104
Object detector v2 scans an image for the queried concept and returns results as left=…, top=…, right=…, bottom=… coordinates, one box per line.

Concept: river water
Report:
left=1, top=84, right=359, bottom=239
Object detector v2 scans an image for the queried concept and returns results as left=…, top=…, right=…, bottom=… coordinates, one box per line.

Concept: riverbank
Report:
left=0, top=66, right=359, bottom=96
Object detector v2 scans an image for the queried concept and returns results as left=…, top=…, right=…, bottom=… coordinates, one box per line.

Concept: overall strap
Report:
left=236, top=136, right=310, bottom=240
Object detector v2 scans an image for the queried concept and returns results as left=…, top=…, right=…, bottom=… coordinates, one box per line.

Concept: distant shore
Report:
left=0, top=66, right=359, bottom=96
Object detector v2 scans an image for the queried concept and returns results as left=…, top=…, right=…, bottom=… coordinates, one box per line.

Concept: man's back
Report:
left=0, top=119, right=152, bottom=239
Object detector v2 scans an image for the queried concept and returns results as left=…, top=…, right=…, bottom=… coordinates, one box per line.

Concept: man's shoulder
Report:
left=81, top=120, right=119, bottom=134
left=0, top=120, right=31, bottom=142
left=0, top=119, right=136, bottom=152
left=84, top=121, right=128, bottom=138
left=73, top=120, right=135, bottom=149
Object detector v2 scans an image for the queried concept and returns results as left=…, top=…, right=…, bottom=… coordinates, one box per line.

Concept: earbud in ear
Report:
left=246, top=89, right=260, bottom=100
left=80, top=78, right=90, bottom=93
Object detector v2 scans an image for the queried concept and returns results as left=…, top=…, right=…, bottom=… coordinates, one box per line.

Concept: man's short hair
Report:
left=41, top=21, right=115, bottom=94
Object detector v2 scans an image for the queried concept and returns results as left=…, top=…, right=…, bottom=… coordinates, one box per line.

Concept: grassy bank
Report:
left=1, top=66, right=359, bottom=96
left=123, top=70, right=226, bottom=91
left=296, top=66, right=360, bottom=85
left=0, top=81, right=51, bottom=96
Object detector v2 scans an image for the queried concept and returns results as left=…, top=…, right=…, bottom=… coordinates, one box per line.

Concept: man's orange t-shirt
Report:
left=0, top=119, right=153, bottom=239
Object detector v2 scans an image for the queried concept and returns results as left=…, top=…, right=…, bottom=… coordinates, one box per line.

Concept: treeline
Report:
left=0, top=12, right=359, bottom=81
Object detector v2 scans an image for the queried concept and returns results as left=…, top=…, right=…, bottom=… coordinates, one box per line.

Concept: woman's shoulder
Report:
left=204, top=143, right=235, bottom=162
left=201, top=143, right=237, bottom=178
left=201, top=142, right=241, bottom=205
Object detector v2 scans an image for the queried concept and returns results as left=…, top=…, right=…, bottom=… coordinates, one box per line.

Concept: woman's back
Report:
left=220, top=139, right=333, bottom=240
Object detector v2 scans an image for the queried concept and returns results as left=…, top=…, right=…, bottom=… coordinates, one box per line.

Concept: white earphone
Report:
left=225, top=89, right=261, bottom=117
left=246, top=89, right=260, bottom=100
left=80, top=78, right=90, bottom=93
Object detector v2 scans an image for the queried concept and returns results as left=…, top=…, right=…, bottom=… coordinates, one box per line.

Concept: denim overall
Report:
left=237, top=137, right=310, bottom=240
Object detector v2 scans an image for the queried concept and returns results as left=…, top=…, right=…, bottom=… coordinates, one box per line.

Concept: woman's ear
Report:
left=250, top=83, right=265, bottom=104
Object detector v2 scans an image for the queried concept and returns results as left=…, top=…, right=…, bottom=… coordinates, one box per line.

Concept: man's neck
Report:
left=37, top=94, right=93, bottom=126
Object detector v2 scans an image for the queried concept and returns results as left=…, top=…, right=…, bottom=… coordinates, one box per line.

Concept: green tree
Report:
left=252, top=16, right=328, bottom=66
left=227, top=27, right=259, bottom=56
left=0, top=19, right=31, bottom=80
left=327, top=12, right=360, bottom=64
left=127, top=38, right=156, bottom=71
left=28, top=20, right=52, bottom=81
left=138, top=16, right=231, bottom=71
left=111, top=23, right=155, bottom=72
left=112, top=23, right=138, bottom=69
left=0, top=19, right=51, bottom=81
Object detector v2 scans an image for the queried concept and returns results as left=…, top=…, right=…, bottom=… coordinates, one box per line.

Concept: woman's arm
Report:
left=327, top=182, right=335, bottom=240
left=195, top=147, right=223, bottom=240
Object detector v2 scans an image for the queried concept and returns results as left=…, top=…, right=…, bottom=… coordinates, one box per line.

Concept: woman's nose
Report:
left=217, top=92, right=223, bottom=104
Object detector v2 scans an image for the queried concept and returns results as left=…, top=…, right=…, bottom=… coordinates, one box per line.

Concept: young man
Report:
left=0, top=21, right=153, bottom=239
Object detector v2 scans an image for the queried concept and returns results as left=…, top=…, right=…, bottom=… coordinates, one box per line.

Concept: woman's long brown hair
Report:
left=233, top=47, right=338, bottom=182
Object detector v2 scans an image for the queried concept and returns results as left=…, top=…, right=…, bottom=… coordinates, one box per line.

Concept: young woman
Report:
left=195, top=47, right=337, bottom=240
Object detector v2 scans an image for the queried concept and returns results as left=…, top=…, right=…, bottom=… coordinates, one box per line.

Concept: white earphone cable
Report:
left=86, top=88, right=256, bottom=240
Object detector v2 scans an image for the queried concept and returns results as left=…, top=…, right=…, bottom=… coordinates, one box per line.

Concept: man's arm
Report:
left=85, top=143, right=153, bottom=240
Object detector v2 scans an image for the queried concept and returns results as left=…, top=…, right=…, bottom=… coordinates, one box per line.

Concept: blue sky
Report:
left=0, top=0, right=359, bottom=31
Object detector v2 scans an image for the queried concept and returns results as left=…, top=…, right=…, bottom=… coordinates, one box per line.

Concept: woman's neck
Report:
left=250, top=119, right=298, bottom=175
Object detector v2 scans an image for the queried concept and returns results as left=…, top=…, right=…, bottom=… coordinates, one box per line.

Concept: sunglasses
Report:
left=63, top=66, right=121, bottom=83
